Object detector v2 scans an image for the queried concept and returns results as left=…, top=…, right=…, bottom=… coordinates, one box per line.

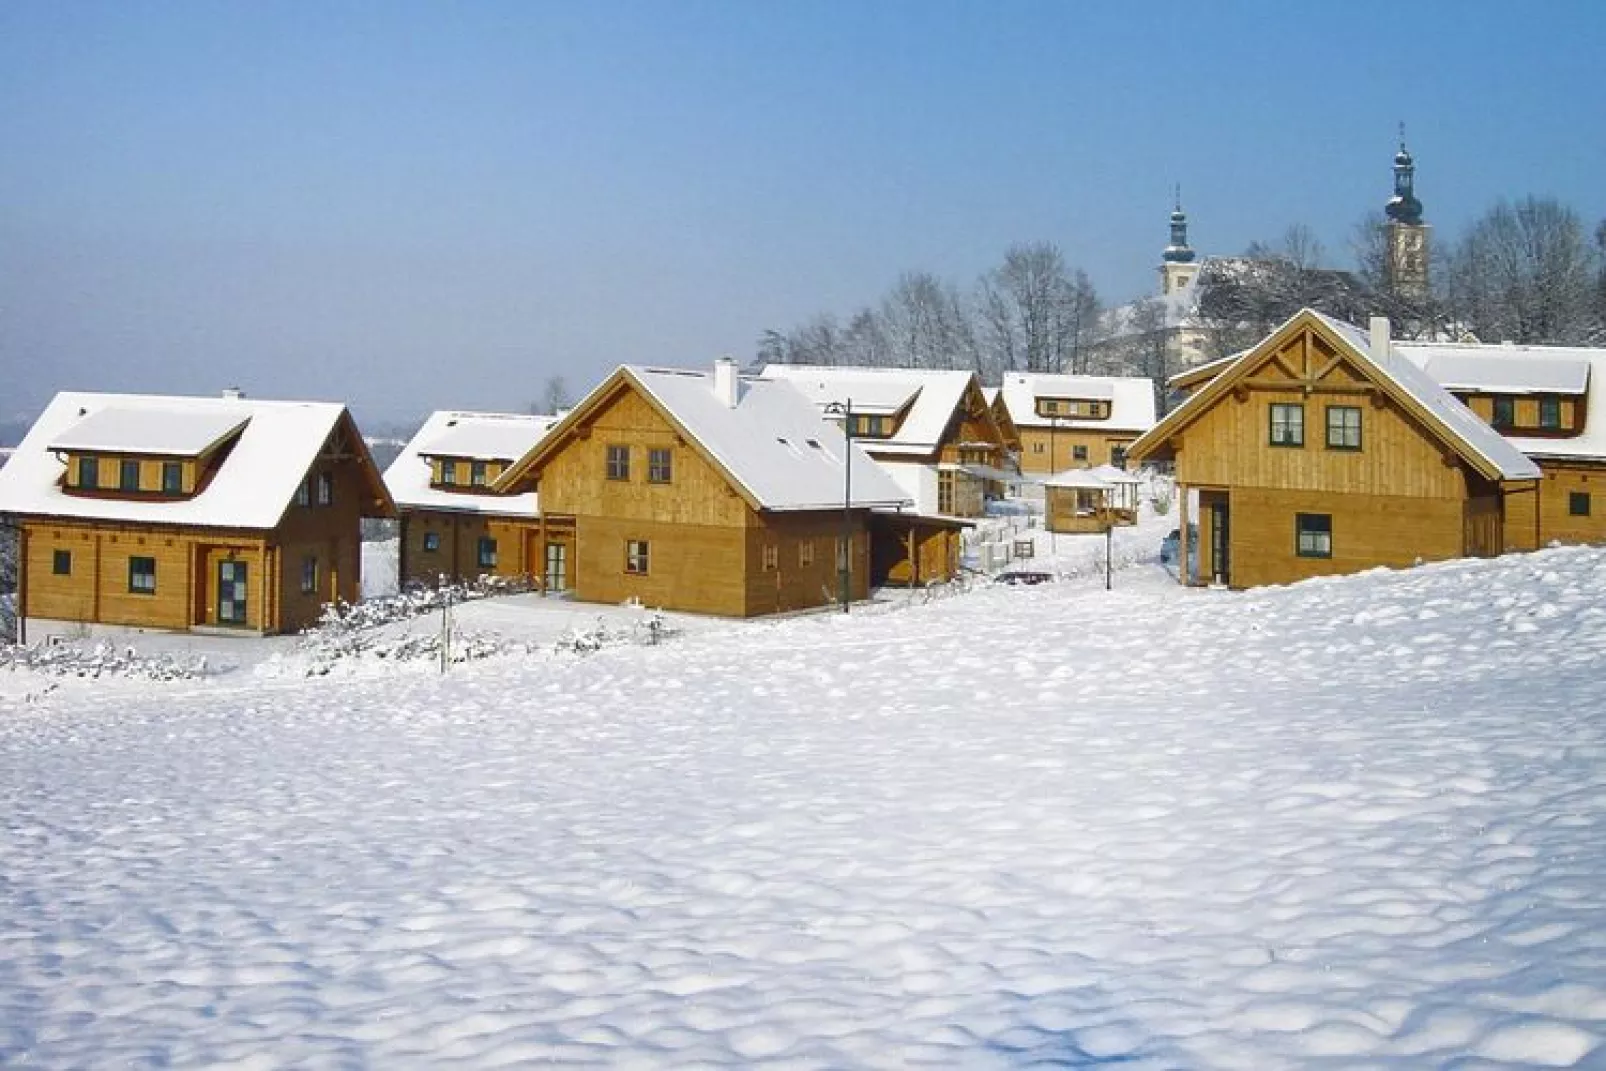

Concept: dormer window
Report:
left=441, top=459, right=458, bottom=485
left=851, top=414, right=892, bottom=438
left=79, top=456, right=100, bottom=489
left=162, top=461, right=183, bottom=495
left=1492, top=397, right=1514, bottom=429
left=471, top=460, right=488, bottom=486
left=1540, top=397, right=1561, bottom=429
left=1036, top=398, right=1110, bottom=419
left=120, top=458, right=141, bottom=492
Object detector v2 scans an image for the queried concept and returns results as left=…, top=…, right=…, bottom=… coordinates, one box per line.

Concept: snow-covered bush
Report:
left=0, top=638, right=207, bottom=681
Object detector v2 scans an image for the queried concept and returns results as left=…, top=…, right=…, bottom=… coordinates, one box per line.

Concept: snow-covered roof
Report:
left=1043, top=469, right=1110, bottom=489
left=1088, top=463, right=1142, bottom=485
left=551, top=366, right=912, bottom=512
left=1396, top=341, right=1606, bottom=461
left=420, top=415, right=558, bottom=461
left=1412, top=350, right=1591, bottom=395
left=1308, top=313, right=1540, bottom=481
left=758, top=365, right=978, bottom=458
left=47, top=408, right=249, bottom=457
left=0, top=391, right=374, bottom=529
left=384, top=411, right=558, bottom=516
left=998, top=373, right=1157, bottom=432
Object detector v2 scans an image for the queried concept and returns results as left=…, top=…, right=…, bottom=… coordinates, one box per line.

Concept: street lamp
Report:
left=823, top=398, right=853, bottom=614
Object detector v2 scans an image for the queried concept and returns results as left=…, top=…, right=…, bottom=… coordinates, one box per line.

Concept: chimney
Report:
left=1368, top=317, right=1391, bottom=362
left=221, top=387, right=245, bottom=400
left=713, top=357, right=740, bottom=408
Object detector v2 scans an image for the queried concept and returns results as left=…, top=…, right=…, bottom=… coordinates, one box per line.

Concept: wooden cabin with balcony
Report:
left=383, top=411, right=560, bottom=589
left=760, top=365, right=1015, bottom=519
left=998, top=373, right=1158, bottom=474
left=1394, top=342, right=1606, bottom=550
left=492, top=360, right=922, bottom=617
left=1126, top=311, right=1542, bottom=589
left=0, top=391, right=393, bottom=636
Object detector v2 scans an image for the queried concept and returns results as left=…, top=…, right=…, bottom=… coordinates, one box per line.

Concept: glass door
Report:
left=217, top=560, right=249, bottom=625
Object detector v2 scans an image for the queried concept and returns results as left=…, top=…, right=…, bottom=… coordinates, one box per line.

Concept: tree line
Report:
left=758, top=196, right=1606, bottom=384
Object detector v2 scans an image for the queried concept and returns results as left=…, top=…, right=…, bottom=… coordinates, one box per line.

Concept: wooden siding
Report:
left=743, top=511, right=871, bottom=616
left=1018, top=428, right=1135, bottom=473
left=1217, top=487, right=1468, bottom=589
left=536, top=388, right=751, bottom=528
left=23, top=520, right=269, bottom=631
left=399, top=509, right=541, bottom=588
left=1503, top=460, right=1606, bottom=549
left=1459, top=394, right=1584, bottom=436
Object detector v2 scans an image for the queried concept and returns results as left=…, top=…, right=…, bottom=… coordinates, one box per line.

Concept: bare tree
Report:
left=538, top=375, right=571, bottom=414
left=1445, top=197, right=1602, bottom=345
left=976, top=242, right=1101, bottom=377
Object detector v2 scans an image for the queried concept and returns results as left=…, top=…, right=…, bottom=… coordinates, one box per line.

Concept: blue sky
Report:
left=3, top=1, right=1603, bottom=426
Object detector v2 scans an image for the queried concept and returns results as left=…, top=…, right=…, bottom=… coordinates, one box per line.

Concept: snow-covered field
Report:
left=3, top=546, right=1605, bottom=1067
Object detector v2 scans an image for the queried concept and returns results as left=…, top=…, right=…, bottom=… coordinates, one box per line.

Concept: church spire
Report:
left=1163, top=184, right=1196, bottom=264
left=1386, top=123, right=1424, bottom=225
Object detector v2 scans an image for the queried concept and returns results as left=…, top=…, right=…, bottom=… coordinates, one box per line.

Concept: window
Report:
left=1295, top=514, right=1332, bottom=559
left=625, top=539, right=649, bottom=575
left=799, top=540, right=815, bottom=567
left=1540, top=397, right=1562, bottom=430
left=938, top=470, right=956, bottom=514
left=79, top=456, right=99, bottom=489
left=1073, top=445, right=1089, bottom=462
left=301, top=556, right=319, bottom=594
left=296, top=478, right=311, bottom=506
left=477, top=537, right=498, bottom=569
left=853, top=414, right=890, bottom=437
left=53, top=549, right=71, bottom=575
left=471, top=460, right=487, bottom=486
left=606, top=444, right=630, bottom=481
left=648, top=448, right=672, bottom=484
left=1032, top=442, right=1044, bottom=454
left=1326, top=406, right=1362, bottom=450
left=1570, top=492, right=1591, bottom=517
left=128, top=555, right=157, bottom=594
left=761, top=544, right=778, bottom=571
left=1111, top=446, right=1128, bottom=468
left=120, top=458, right=141, bottom=491
left=162, top=461, right=183, bottom=495
left=315, top=472, right=333, bottom=506
left=1492, top=397, right=1515, bottom=428
left=441, top=459, right=458, bottom=485
left=1269, top=403, right=1305, bottom=446
left=423, top=531, right=441, bottom=552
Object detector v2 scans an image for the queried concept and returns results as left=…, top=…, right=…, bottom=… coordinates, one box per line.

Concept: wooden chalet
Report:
left=759, top=365, right=1016, bottom=519
left=493, top=360, right=952, bottom=617
left=383, top=411, right=559, bottom=588
left=0, top=391, right=393, bottom=636
left=1126, top=311, right=1541, bottom=589
left=982, top=387, right=1023, bottom=457
left=1396, top=341, right=1606, bottom=550
left=998, top=373, right=1158, bottom=474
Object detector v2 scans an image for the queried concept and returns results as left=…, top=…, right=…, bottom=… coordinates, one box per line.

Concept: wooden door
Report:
left=217, top=559, right=249, bottom=625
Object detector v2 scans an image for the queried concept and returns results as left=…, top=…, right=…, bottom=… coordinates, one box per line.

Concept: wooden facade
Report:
left=18, top=413, right=385, bottom=634
left=397, top=510, right=543, bottom=588
left=500, top=372, right=888, bottom=617
left=1019, top=426, right=1137, bottom=475
left=1128, top=312, right=1538, bottom=589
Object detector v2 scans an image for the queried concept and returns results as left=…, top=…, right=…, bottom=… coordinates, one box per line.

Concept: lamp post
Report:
left=823, top=398, right=853, bottom=613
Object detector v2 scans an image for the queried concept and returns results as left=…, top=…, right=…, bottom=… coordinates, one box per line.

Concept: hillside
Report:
left=2, top=549, right=1604, bottom=1067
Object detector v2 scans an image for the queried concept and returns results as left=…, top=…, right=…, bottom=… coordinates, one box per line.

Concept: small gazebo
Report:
left=1043, top=469, right=1112, bottom=534
left=1088, top=463, right=1142, bottom=525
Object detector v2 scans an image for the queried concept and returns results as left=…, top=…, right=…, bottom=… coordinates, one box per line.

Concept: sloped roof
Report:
left=759, top=365, right=978, bottom=458
left=384, top=411, right=558, bottom=515
left=1406, top=347, right=1592, bottom=395
left=1043, top=469, right=1110, bottom=489
left=0, top=391, right=388, bottom=528
left=498, top=366, right=912, bottom=513
left=998, top=373, right=1158, bottom=432
left=1397, top=341, right=1606, bottom=461
left=1128, top=310, right=1540, bottom=483
left=47, top=408, right=249, bottom=456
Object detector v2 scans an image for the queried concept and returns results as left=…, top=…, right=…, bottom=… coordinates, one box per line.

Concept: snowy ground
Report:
left=3, top=543, right=1605, bottom=1067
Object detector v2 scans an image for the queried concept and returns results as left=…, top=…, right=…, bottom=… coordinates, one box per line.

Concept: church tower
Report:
left=1383, top=129, right=1430, bottom=301
left=1159, top=187, right=1200, bottom=296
